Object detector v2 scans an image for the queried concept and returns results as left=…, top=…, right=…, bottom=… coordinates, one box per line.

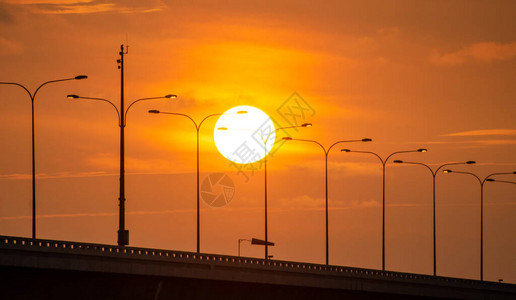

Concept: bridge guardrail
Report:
left=0, top=235, right=513, bottom=291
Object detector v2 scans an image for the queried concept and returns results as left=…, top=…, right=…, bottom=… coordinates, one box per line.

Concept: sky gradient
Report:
left=1, top=0, right=515, bottom=283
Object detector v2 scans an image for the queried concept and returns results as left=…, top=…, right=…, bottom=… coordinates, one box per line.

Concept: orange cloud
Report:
left=7, top=0, right=164, bottom=14
left=431, top=41, right=516, bottom=65
left=443, top=129, right=516, bottom=136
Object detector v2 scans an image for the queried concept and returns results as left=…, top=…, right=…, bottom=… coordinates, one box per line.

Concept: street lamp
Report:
left=67, top=94, right=175, bottom=246
left=283, top=137, right=372, bottom=265
left=392, top=160, right=475, bottom=276
left=261, top=123, right=311, bottom=260
left=219, top=123, right=311, bottom=259
left=340, top=148, right=427, bottom=270
left=148, top=109, right=247, bottom=253
left=442, top=170, right=516, bottom=280
left=0, top=75, right=88, bottom=239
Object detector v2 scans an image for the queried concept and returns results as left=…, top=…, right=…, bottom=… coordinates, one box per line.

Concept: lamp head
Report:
left=466, top=161, right=476, bottom=164
left=67, top=94, right=79, bottom=99
left=283, top=137, right=292, bottom=140
left=148, top=110, right=160, bottom=114
left=341, top=149, right=351, bottom=152
left=74, top=75, right=88, bottom=80
left=417, top=149, right=428, bottom=152
left=393, top=160, right=403, bottom=164
left=443, top=169, right=452, bottom=173
left=164, top=94, right=177, bottom=99
left=301, top=123, right=312, bottom=127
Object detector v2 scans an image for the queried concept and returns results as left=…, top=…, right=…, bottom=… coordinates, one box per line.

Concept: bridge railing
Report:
left=0, top=235, right=510, bottom=290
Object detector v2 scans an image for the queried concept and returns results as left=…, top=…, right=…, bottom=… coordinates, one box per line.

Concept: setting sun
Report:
left=214, top=105, right=275, bottom=164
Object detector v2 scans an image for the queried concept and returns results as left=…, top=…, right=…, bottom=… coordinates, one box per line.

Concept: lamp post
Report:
left=219, top=123, right=312, bottom=259
left=283, top=137, right=372, bottom=265
left=392, top=160, right=475, bottom=276
left=68, top=94, right=176, bottom=246
left=340, top=148, right=427, bottom=270
left=261, top=124, right=311, bottom=260
left=148, top=110, right=247, bottom=253
left=442, top=170, right=516, bottom=280
left=0, top=75, right=88, bottom=239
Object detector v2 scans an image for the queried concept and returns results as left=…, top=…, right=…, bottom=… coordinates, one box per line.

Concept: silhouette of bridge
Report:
left=0, top=235, right=514, bottom=299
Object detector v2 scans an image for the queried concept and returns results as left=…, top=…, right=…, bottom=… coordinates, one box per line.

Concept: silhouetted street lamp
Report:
left=260, top=123, right=311, bottom=260
left=340, top=148, right=427, bottom=270
left=148, top=109, right=247, bottom=253
left=392, top=160, right=475, bottom=276
left=283, top=137, right=372, bottom=265
left=68, top=94, right=175, bottom=246
left=442, top=170, right=516, bottom=281
left=0, top=75, right=88, bottom=239
left=219, top=123, right=311, bottom=259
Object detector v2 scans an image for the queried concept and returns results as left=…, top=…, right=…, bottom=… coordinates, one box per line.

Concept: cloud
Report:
left=431, top=41, right=516, bottom=65
left=275, top=195, right=381, bottom=211
left=0, top=3, right=14, bottom=24
left=0, top=171, right=110, bottom=180
left=6, top=0, right=165, bottom=14
left=443, top=129, right=516, bottom=137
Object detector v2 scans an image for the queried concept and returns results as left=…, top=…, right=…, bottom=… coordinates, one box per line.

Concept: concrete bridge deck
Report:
left=0, top=235, right=514, bottom=299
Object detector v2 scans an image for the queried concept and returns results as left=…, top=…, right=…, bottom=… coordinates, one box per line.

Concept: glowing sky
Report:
left=0, top=0, right=515, bottom=283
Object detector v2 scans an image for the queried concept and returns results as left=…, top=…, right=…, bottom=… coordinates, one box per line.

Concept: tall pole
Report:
left=31, top=98, right=36, bottom=239
left=432, top=174, right=436, bottom=275
left=265, top=144, right=268, bottom=259
left=148, top=111, right=230, bottom=253
left=480, top=183, right=484, bottom=281
left=196, top=127, right=200, bottom=253
left=256, top=124, right=311, bottom=259
left=341, top=149, right=427, bottom=270
left=393, top=160, right=474, bottom=276
left=284, top=138, right=371, bottom=265
left=118, top=44, right=128, bottom=247
left=441, top=170, right=516, bottom=280
left=382, top=162, right=386, bottom=271
left=325, top=153, right=329, bottom=265
left=1, top=76, right=88, bottom=239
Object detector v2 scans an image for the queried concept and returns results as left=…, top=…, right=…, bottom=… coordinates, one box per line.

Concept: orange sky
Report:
left=0, top=0, right=515, bottom=283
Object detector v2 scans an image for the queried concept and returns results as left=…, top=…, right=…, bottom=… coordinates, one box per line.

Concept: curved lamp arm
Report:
left=385, top=149, right=427, bottom=166
left=124, top=95, right=176, bottom=125
left=67, top=95, right=121, bottom=126
left=442, top=170, right=482, bottom=185
left=2, top=75, right=87, bottom=101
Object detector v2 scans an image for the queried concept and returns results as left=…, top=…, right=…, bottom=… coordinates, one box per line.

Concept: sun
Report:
left=214, top=106, right=275, bottom=164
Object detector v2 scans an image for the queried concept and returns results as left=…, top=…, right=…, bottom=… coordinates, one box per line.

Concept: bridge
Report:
left=0, top=235, right=514, bottom=299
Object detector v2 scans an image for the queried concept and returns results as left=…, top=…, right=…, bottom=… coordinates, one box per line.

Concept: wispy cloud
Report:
left=0, top=171, right=111, bottom=180
left=443, top=129, right=516, bottom=137
left=431, top=41, right=516, bottom=65
left=6, top=0, right=165, bottom=14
